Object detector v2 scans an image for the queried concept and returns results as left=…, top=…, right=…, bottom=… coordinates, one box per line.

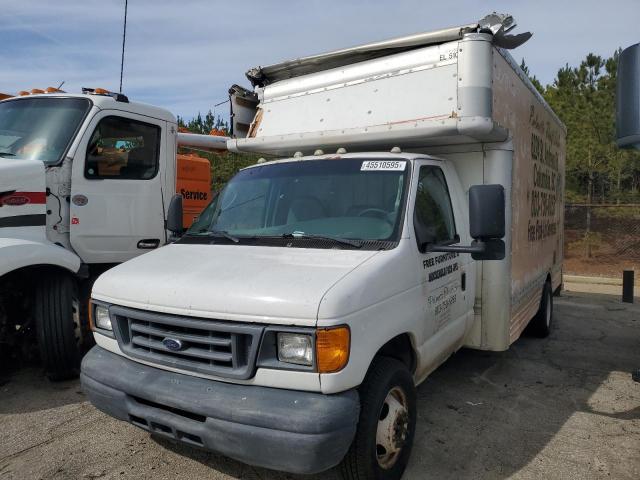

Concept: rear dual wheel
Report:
left=341, top=357, right=417, bottom=480
left=528, top=280, right=553, bottom=338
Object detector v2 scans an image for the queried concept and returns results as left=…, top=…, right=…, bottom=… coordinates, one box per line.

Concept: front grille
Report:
left=110, top=306, right=264, bottom=380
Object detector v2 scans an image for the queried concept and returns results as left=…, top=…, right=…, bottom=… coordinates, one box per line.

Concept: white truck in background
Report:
left=81, top=13, right=566, bottom=479
left=0, top=89, right=222, bottom=379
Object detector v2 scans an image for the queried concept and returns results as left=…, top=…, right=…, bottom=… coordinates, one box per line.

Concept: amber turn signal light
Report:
left=316, top=326, right=350, bottom=373
left=88, top=301, right=95, bottom=332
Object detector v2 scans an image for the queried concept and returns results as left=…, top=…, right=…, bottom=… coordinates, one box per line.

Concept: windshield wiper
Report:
left=0, top=152, right=16, bottom=157
left=282, top=232, right=362, bottom=248
left=191, top=229, right=240, bottom=243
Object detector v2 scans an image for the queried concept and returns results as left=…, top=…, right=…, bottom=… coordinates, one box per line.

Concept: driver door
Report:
left=412, top=160, right=470, bottom=352
left=70, top=110, right=166, bottom=263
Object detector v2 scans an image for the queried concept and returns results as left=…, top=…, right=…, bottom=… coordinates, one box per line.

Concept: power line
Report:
left=119, top=0, right=128, bottom=93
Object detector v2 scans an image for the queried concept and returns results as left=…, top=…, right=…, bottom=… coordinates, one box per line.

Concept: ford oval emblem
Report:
left=162, top=337, right=184, bottom=351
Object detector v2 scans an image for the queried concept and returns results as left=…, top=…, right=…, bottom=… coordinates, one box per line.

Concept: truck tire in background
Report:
left=34, top=272, right=84, bottom=381
left=528, top=281, right=554, bottom=338
left=340, top=357, right=417, bottom=480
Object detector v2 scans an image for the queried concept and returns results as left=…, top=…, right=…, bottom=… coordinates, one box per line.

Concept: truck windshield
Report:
left=0, top=97, right=91, bottom=164
left=185, top=158, right=409, bottom=248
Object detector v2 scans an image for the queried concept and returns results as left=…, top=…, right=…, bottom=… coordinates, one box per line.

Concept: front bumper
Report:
left=81, top=346, right=359, bottom=474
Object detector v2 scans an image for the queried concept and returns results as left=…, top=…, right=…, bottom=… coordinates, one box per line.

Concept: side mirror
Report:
left=469, top=184, right=505, bottom=260
left=469, top=184, right=505, bottom=239
left=616, top=43, right=640, bottom=149
left=166, top=194, right=184, bottom=235
left=426, top=184, right=505, bottom=261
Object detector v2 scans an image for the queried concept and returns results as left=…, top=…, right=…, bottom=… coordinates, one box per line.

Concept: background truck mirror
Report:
left=469, top=184, right=505, bottom=240
left=166, top=194, right=184, bottom=234
left=616, top=43, right=640, bottom=149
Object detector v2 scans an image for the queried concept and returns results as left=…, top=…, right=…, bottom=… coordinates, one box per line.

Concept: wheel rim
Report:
left=375, top=386, right=409, bottom=469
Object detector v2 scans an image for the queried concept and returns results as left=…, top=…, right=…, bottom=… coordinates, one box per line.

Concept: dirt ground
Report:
left=563, top=235, right=639, bottom=279
left=563, top=256, right=639, bottom=279
left=1, top=291, right=639, bottom=480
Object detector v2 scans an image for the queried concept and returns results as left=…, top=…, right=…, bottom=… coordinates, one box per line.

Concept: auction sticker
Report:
left=361, top=160, right=406, bottom=171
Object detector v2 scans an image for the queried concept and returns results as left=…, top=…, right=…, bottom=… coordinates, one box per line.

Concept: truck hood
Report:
left=0, top=157, right=44, bottom=193
left=92, top=243, right=379, bottom=326
left=0, top=158, right=46, bottom=229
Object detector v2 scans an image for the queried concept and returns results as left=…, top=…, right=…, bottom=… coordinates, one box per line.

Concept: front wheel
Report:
left=340, top=357, right=416, bottom=480
left=34, top=272, right=84, bottom=381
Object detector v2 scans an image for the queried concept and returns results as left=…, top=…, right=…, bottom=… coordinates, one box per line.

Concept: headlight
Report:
left=277, top=332, right=313, bottom=366
left=94, top=305, right=112, bottom=331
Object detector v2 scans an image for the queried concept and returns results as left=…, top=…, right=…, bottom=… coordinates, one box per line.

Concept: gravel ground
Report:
left=1, top=291, right=639, bottom=480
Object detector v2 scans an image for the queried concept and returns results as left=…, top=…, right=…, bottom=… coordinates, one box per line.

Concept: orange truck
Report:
left=176, top=128, right=226, bottom=227
left=176, top=153, right=211, bottom=227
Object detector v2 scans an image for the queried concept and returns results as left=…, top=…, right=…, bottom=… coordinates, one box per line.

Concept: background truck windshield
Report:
left=0, top=97, right=91, bottom=164
left=188, top=158, right=408, bottom=244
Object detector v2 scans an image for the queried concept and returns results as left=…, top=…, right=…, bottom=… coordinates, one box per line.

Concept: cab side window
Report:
left=414, top=166, right=456, bottom=244
left=85, top=116, right=160, bottom=180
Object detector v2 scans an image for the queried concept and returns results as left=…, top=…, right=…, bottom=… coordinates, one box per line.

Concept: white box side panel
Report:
left=257, top=63, right=458, bottom=138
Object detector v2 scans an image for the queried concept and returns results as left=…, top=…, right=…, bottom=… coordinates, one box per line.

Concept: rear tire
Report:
left=528, top=281, right=553, bottom=338
left=340, top=357, right=416, bottom=480
left=34, top=273, right=83, bottom=381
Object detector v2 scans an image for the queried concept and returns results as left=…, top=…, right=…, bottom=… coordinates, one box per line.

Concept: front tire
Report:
left=340, top=357, right=416, bottom=480
left=34, top=272, right=83, bottom=381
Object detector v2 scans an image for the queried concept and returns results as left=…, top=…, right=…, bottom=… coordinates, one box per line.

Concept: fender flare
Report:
left=0, top=237, right=81, bottom=278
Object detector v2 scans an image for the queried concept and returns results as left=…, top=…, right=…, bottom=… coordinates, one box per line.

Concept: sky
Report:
left=1, top=1, right=639, bottom=121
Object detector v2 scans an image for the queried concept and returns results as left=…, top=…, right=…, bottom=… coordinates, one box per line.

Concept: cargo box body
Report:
left=231, top=32, right=566, bottom=351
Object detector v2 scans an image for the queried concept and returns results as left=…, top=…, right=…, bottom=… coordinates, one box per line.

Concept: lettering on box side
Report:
left=528, top=104, right=563, bottom=243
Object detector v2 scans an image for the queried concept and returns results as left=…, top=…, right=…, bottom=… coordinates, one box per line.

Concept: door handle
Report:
left=137, top=239, right=160, bottom=249
left=461, top=272, right=466, bottom=291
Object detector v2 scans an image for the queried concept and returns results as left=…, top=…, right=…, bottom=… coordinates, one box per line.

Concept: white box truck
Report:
left=81, top=13, right=566, bottom=479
